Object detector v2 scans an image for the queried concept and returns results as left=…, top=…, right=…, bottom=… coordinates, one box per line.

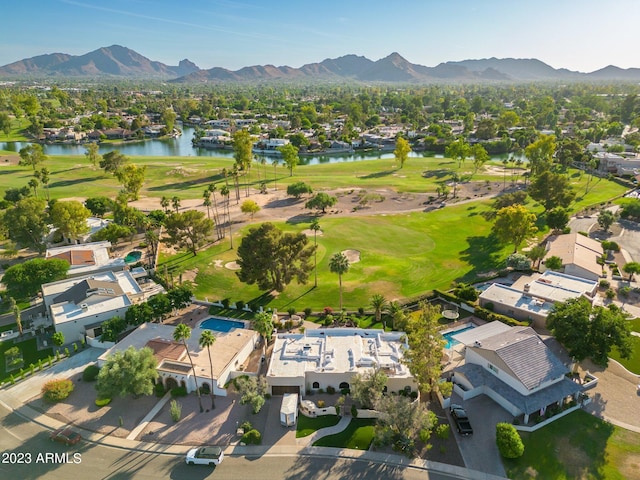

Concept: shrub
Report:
left=317, top=400, right=325, bottom=408
left=358, top=307, right=365, bottom=315
left=241, top=429, right=262, bottom=445
left=326, top=385, right=336, bottom=395
left=250, top=394, right=265, bottom=414
left=341, top=388, right=350, bottom=396
left=304, top=307, right=312, bottom=317
left=606, top=288, right=616, bottom=300
left=323, top=306, right=333, bottom=316
left=154, top=382, right=166, bottom=397
left=351, top=404, right=358, bottom=417
left=221, top=298, right=230, bottom=308
left=619, top=286, right=631, bottom=297
left=602, top=240, right=620, bottom=252
left=235, top=300, right=245, bottom=310
left=240, top=420, right=253, bottom=432
left=438, top=381, right=453, bottom=398
left=419, top=428, right=432, bottom=443
left=42, top=379, right=74, bottom=402
left=287, top=307, right=296, bottom=316
left=171, top=386, right=188, bottom=397
left=170, top=399, right=182, bottom=422
left=95, top=396, right=112, bottom=407
left=436, top=423, right=450, bottom=440
left=599, top=279, right=610, bottom=288
left=82, top=364, right=100, bottom=382
left=496, top=422, right=525, bottom=458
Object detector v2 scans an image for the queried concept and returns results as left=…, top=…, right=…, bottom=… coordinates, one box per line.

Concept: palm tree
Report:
left=370, top=294, right=388, bottom=329
left=329, top=252, right=350, bottom=311
left=272, top=156, right=280, bottom=191
left=198, top=330, right=216, bottom=410
left=171, top=196, right=181, bottom=214
left=202, top=190, right=212, bottom=220
left=173, top=323, right=204, bottom=413
left=160, top=196, right=170, bottom=213
left=384, top=301, right=406, bottom=331
left=310, top=219, right=321, bottom=287
left=208, top=183, right=222, bottom=239
left=220, top=185, right=232, bottom=248
left=252, top=311, right=274, bottom=357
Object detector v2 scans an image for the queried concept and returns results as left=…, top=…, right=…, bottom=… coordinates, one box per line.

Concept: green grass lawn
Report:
left=503, top=410, right=640, bottom=480
left=0, top=337, right=54, bottom=382
left=609, top=317, right=640, bottom=375
left=296, top=414, right=341, bottom=438
left=312, top=418, right=376, bottom=450
left=158, top=200, right=511, bottom=311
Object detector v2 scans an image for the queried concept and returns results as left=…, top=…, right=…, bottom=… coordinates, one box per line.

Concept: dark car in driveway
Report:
left=50, top=427, right=82, bottom=446
left=450, top=404, right=473, bottom=435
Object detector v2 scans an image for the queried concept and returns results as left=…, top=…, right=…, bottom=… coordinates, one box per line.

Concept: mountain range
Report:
left=2, top=45, right=640, bottom=83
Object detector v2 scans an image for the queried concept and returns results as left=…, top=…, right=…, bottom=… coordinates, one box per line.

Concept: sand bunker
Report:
left=225, top=261, right=241, bottom=270
left=302, top=229, right=324, bottom=237
left=342, top=249, right=361, bottom=263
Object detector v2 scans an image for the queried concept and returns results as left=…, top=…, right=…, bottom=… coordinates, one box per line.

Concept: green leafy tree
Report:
left=496, top=423, right=525, bottom=459
left=528, top=170, right=575, bottom=212
left=305, top=192, right=337, bottom=213
left=393, top=136, right=411, bottom=169
left=544, top=255, right=563, bottom=271
left=278, top=143, right=300, bottom=176
left=1, top=197, right=48, bottom=253
left=525, top=134, right=556, bottom=176
left=199, top=329, right=217, bottom=410
left=403, top=302, right=444, bottom=394
left=623, top=262, right=640, bottom=281
left=52, top=332, right=65, bottom=347
left=620, top=199, right=640, bottom=221
left=525, top=245, right=547, bottom=270
left=374, top=395, right=434, bottom=456
left=161, top=108, right=177, bottom=133
left=147, top=293, right=171, bottom=321
left=240, top=199, right=260, bottom=219
left=233, top=129, right=253, bottom=171
left=164, top=210, right=214, bottom=256
left=167, top=284, right=194, bottom=310
left=546, top=207, right=570, bottom=233
left=3, top=258, right=69, bottom=299
left=95, top=346, right=158, bottom=399
left=50, top=201, right=91, bottom=241
left=370, top=294, right=388, bottom=328
left=18, top=144, right=47, bottom=171
left=329, top=252, right=350, bottom=311
left=0, top=111, right=11, bottom=136
left=125, top=302, right=154, bottom=326
left=85, top=196, right=113, bottom=217
left=84, top=142, right=102, bottom=168
left=350, top=368, right=388, bottom=409
left=115, top=163, right=146, bottom=200
left=471, top=143, right=489, bottom=174
left=91, top=222, right=133, bottom=246
left=598, top=209, right=616, bottom=232
left=547, top=298, right=632, bottom=367
left=99, top=316, right=128, bottom=342
left=99, top=150, right=129, bottom=175
left=492, top=204, right=537, bottom=252
left=173, top=323, right=204, bottom=413
left=236, top=222, right=315, bottom=292
left=445, top=139, right=471, bottom=167
left=287, top=182, right=313, bottom=199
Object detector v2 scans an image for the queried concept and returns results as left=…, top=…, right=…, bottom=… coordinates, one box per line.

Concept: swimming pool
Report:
left=441, top=324, right=476, bottom=349
left=200, top=317, right=246, bottom=333
left=124, top=250, right=142, bottom=263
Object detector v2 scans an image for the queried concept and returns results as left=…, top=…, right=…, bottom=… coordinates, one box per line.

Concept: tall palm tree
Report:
left=198, top=330, right=216, bottom=410
left=208, top=183, right=222, bottom=239
left=385, top=301, right=406, bottom=331
left=370, top=294, right=388, bottom=329
left=252, top=311, right=274, bottom=357
left=173, top=323, right=204, bottom=413
left=220, top=185, right=232, bottom=248
left=329, top=252, right=350, bottom=311
left=310, top=219, right=321, bottom=287
left=202, top=190, right=212, bottom=220
left=272, top=156, right=280, bottom=191
left=160, top=196, right=170, bottom=213
left=171, top=196, right=181, bottom=214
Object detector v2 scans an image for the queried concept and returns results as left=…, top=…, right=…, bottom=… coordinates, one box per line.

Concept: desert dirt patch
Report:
left=341, top=249, right=361, bottom=263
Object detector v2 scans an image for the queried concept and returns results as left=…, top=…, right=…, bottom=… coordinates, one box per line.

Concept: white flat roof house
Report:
left=266, top=328, right=417, bottom=397
left=478, top=271, right=598, bottom=329
left=542, top=233, right=604, bottom=281
left=97, top=323, right=259, bottom=396
left=42, top=270, right=160, bottom=343
left=45, top=241, right=126, bottom=277
left=452, top=323, right=582, bottom=424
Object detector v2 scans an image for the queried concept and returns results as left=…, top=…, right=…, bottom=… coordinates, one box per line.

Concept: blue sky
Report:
left=2, top=0, right=639, bottom=72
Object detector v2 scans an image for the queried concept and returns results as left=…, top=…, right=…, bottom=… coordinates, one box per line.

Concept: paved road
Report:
left=0, top=402, right=469, bottom=480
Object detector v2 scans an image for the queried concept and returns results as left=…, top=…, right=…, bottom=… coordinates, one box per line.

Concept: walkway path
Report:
left=297, top=415, right=351, bottom=447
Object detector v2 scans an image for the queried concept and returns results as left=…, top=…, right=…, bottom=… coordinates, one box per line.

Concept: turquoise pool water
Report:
left=442, top=324, right=476, bottom=349
left=200, top=317, right=245, bottom=333
left=124, top=250, right=142, bottom=263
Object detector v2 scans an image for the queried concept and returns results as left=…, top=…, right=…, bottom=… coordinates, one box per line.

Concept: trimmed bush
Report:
left=241, top=429, right=262, bottom=445
left=170, top=399, right=182, bottom=422
left=240, top=420, right=253, bottom=432
left=171, top=386, right=188, bottom=397
left=496, top=422, right=524, bottom=458
left=42, top=379, right=74, bottom=402
left=351, top=404, right=358, bottom=417
left=317, top=400, right=325, bottom=408
left=95, top=397, right=112, bottom=407
left=82, top=364, right=100, bottom=382
left=304, top=307, right=312, bottom=317
left=436, top=423, right=450, bottom=440
left=235, top=300, right=245, bottom=310
left=326, top=385, right=336, bottom=394
left=154, top=382, right=166, bottom=397
left=287, top=307, right=296, bottom=316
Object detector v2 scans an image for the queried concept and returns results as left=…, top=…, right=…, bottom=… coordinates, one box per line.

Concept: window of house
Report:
left=488, top=363, right=499, bottom=375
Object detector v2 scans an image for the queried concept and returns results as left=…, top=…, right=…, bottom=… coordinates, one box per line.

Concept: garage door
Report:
left=272, top=385, right=300, bottom=396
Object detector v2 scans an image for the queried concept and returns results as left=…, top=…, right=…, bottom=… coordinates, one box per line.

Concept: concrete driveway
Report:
left=448, top=394, right=512, bottom=478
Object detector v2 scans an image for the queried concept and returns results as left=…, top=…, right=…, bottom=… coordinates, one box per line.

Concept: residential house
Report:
left=45, top=241, right=126, bottom=278
left=42, top=270, right=163, bottom=343
left=97, top=322, right=259, bottom=396
left=542, top=233, right=604, bottom=281
left=266, top=328, right=417, bottom=397
left=478, top=270, right=598, bottom=329
left=451, top=323, right=582, bottom=424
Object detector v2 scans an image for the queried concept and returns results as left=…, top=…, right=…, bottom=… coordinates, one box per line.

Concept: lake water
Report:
left=0, top=126, right=525, bottom=165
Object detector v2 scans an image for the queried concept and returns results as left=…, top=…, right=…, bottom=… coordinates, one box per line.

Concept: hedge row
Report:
left=474, top=306, right=529, bottom=327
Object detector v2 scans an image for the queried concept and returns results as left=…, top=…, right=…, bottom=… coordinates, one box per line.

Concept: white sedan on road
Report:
left=185, top=446, right=224, bottom=466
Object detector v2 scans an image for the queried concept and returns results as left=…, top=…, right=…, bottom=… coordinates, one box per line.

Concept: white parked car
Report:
left=185, top=446, right=224, bottom=466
